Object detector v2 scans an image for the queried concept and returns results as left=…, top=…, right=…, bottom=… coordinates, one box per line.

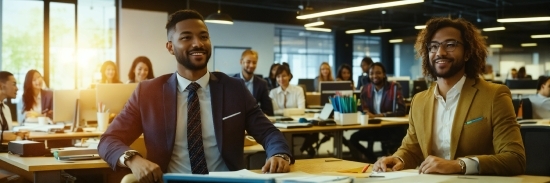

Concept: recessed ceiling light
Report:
left=482, top=27, right=505, bottom=32
left=296, top=0, right=424, bottom=19
left=305, top=27, right=332, bottom=32
left=497, top=17, right=550, bottom=23
left=389, top=39, right=403, bottom=43
left=345, top=29, right=365, bottom=34
left=371, top=29, right=392, bottom=33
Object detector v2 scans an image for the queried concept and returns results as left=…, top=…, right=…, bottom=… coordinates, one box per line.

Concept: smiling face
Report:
left=134, top=62, right=149, bottom=82
left=428, top=27, right=466, bottom=79
left=340, top=67, right=351, bottom=80
left=320, top=64, right=331, bottom=78
left=241, top=54, right=258, bottom=75
left=105, top=65, right=116, bottom=80
left=369, top=65, right=385, bottom=86
left=167, top=19, right=211, bottom=71
left=1, top=76, right=18, bottom=99
left=276, top=70, right=290, bottom=88
left=32, top=72, right=43, bottom=90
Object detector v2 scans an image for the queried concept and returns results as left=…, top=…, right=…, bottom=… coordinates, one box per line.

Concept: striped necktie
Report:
left=186, top=82, right=208, bottom=174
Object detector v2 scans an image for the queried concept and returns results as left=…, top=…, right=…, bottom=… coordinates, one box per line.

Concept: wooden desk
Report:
left=290, top=158, right=550, bottom=183
left=278, top=118, right=408, bottom=158
left=0, top=153, right=109, bottom=183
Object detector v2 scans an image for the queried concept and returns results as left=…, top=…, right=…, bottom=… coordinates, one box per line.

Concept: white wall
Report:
left=120, top=9, right=275, bottom=79
left=120, top=9, right=173, bottom=81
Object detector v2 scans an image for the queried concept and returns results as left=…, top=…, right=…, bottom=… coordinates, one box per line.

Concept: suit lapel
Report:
left=163, top=74, right=178, bottom=155
left=450, top=78, right=477, bottom=159
left=209, top=73, right=224, bottom=152
left=423, top=84, right=435, bottom=156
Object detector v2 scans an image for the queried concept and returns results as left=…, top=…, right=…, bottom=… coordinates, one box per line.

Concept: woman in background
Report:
left=314, top=62, right=334, bottom=91
left=269, top=65, right=305, bottom=114
left=336, top=64, right=355, bottom=89
left=127, top=56, right=155, bottom=83
left=265, top=63, right=280, bottom=90
left=100, top=61, right=122, bottom=83
left=19, top=70, right=53, bottom=124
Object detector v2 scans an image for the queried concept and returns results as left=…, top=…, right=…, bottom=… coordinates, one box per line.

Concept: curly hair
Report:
left=414, top=17, right=487, bottom=80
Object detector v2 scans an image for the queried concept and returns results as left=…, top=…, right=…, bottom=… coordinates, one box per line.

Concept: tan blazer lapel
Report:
left=422, top=84, right=436, bottom=157
left=450, top=78, right=478, bottom=159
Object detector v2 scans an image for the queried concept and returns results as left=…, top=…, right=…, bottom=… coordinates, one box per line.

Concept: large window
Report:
left=352, top=36, right=381, bottom=82
left=274, top=28, right=334, bottom=84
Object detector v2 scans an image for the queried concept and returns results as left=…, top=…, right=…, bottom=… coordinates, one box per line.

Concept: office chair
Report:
left=512, top=98, right=533, bottom=120
left=520, top=125, right=550, bottom=176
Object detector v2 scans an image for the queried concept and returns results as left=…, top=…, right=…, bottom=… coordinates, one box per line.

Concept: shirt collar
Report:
left=433, top=75, right=467, bottom=98
left=239, top=72, right=254, bottom=83
left=176, top=71, right=210, bottom=93
left=276, top=86, right=289, bottom=94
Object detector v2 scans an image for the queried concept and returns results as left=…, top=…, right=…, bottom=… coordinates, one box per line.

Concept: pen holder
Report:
left=334, top=112, right=340, bottom=122
left=358, top=113, right=369, bottom=125
left=97, top=112, right=110, bottom=132
left=338, top=112, right=359, bottom=126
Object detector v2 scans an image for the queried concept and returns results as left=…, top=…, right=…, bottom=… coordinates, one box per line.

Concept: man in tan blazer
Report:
left=373, top=17, right=525, bottom=176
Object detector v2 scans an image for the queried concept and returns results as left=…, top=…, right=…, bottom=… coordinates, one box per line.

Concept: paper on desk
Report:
left=370, top=171, right=417, bottom=179
left=210, top=169, right=352, bottom=183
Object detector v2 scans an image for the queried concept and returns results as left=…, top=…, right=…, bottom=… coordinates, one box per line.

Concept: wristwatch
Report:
left=122, top=150, right=142, bottom=166
left=458, top=159, right=466, bottom=174
left=272, top=154, right=292, bottom=164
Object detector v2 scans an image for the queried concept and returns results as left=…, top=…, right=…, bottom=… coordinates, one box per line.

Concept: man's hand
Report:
left=126, top=156, right=163, bottom=183
left=418, top=155, right=462, bottom=174
left=261, top=156, right=290, bottom=173
left=373, top=156, right=404, bottom=172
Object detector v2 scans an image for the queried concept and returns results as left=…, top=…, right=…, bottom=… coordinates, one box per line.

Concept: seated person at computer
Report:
left=100, top=61, right=123, bottom=83
left=127, top=56, right=155, bottom=83
left=357, top=57, right=374, bottom=90
left=373, top=17, right=525, bottom=176
left=265, top=63, right=280, bottom=90
left=99, top=10, right=292, bottom=183
left=517, top=67, right=532, bottom=80
left=269, top=65, right=305, bottom=114
left=313, top=62, right=334, bottom=91
left=336, top=64, right=355, bottom=90
left=0, top=71, right=24, bottom=182
left=350, top=62, right=406, bottom=163
left=232, top=49, right=274, bottom=116
left=530, top=76, right=550, bottom=119
left=18, top=70, right=53, bottom=125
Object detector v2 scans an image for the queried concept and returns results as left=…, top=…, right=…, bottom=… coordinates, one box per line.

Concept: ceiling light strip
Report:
left=521, top=43, right=537, bottom=47
left=297, top=0, right=424, bottom=19
left=531, top=34, right=550, bottom=39
left=305, top=27, right=332, bottom=32
left=490, top=44, right=503, bottom=48
left=414, top=25, right=426, bottom=29
left=371, top=29, right=392, bottom=33
left=389, top=39, right=403, bottom=43
left=497, top=17, right=550, bottom=23
left=345, top=29, right=365, bottom=34
left=482, top=27, right=505, bottom=32
left=304, top=21, right=324, bottom=27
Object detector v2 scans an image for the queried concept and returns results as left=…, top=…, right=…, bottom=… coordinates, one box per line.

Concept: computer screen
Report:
left=52, top=90, right=80, bottom=123
left=387, top=76, right=411, bottom=99
left=298, top=79, right=315, bottom=92
left=319, top=81, right=353, bottom=105
left=506, top=79, right=538, bottom=89
left=96, top=83, right=138, bottom=114
left=79, top=89, right=97, bottom=125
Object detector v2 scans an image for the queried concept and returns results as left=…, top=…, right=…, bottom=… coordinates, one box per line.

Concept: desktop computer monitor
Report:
left=96, top=83, right=138, bottom=114
left=319, top=81, right=353, bottom=105
left=505, top=79, right=538, bottom=89
left=298, top=79, right=315, bottom=92
left=52, top=90, right=80, bottom=123
left=388, top=76, right=411, bottom=99
left=79, top=89, right=97, bottom=126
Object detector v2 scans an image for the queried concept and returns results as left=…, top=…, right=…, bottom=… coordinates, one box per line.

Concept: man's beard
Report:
left=431, top=59, right=465, bottom=78
left=176, top=49, right=210, bottom=71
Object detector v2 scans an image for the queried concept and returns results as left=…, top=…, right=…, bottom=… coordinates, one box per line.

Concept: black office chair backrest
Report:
left=505, top=79, right=538, bottom=89
left=512, top=98, right=533, bottom=120
left=412, top=80, right=428, bottom=97
left=520, top=125, right=550, bottom=176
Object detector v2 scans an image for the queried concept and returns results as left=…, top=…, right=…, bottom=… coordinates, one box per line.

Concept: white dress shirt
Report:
left=119, top=71, right=228, bottom=173
left=432, top=76, right=478, bottom=174
left=529, top=94, right=550, bottom=119
left=239, top=72, right=254, bottom=95
left=373, top=88, right=384, bottom=114
left=269, top=85, right=305, bottom=115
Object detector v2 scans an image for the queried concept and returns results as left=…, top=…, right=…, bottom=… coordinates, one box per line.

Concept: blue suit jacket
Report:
left=98, top=72, right=291, bottom=172
left=232, top=73, right=274, bottom=116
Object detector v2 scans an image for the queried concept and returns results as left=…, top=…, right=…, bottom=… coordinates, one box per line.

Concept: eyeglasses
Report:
left=426, top=40, right=462, bottom=53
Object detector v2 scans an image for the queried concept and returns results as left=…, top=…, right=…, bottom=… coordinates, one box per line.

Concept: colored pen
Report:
left=361, top=164, right=370, bottom=173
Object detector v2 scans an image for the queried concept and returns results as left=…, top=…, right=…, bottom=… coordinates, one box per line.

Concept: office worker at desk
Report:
left=530, top=76, right=550, bottom=119
left=0, top=71, right=22, bottom=183
left=18, top=70, right=53, bottom=125
left=100, top=61, right=123, bottom=84
left=374, top=17, right=526, bottom=175
left=232, top=49, right=274, bottom=116
left=350, top=62, right=406, bottom=162
left=269, top=65, right=305, bottom=114
left=98, top=10, right=292, bottom=183
left=313, top=62, right=334, bottom=92
left=127, top=56, right=155, bottom=83
left=265, top=63, right=280, bottom=90
left=356, top=57, right=374, bottom=90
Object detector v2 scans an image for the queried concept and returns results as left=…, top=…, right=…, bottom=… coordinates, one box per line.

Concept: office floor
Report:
left=292, top=130, right=382, bottom=160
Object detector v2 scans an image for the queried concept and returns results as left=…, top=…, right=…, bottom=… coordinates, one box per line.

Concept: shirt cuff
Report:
left=459, top=157, right=479, bottom=175
left=394, top=156, right=405, bottom=166
left=118, top=155, right=127, bottom=167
